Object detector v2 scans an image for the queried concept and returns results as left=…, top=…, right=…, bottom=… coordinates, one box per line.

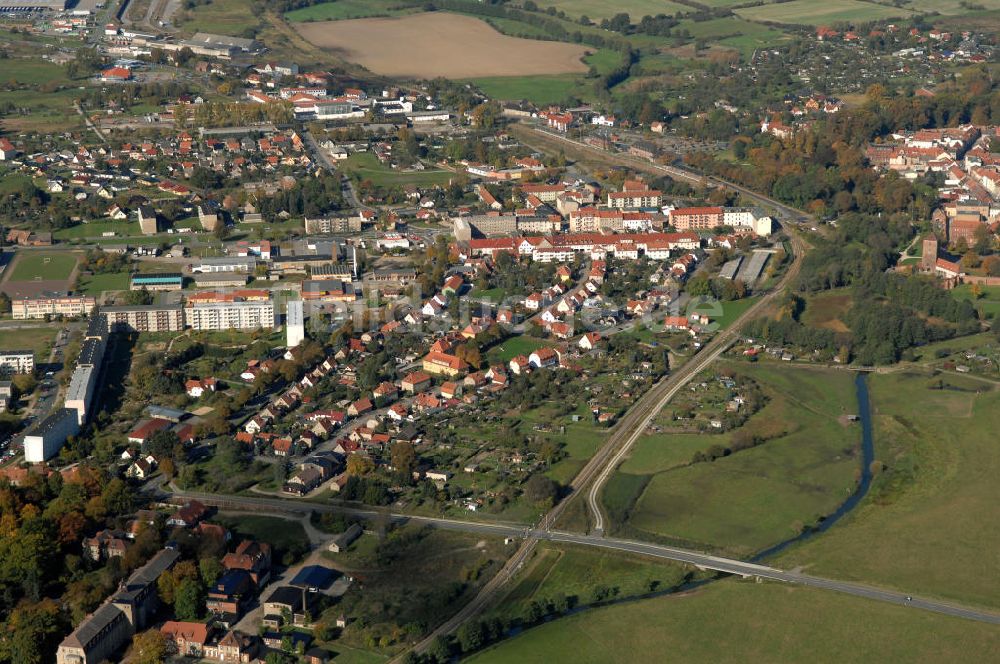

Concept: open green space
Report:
left=908, top=332, right=993, bottom=364
left=0, top=58, right=71, bottom=84
left=76, top=272, right=130, bottom=296
left=490, top=543, right=691, bottom=621
left=0, top=87, right=83, bottom=132
left=802, top=287, right=853, bottom=333
left=175, top=0, right=260, bottom=35
left=213, top=514, right=310, bottom=565
left=340, top=152, right=453, bottom=188
left=486, top=335, right=551, bottom=363
left=712, top=295, right=760, bottom=331
left=8, top=251, right=78, bottom=281
left=53, top=220, right=141, bottom=240
left=736, top=0, right=914, bottom=25
left=776, top=371, right=1000, bottom=610
left=469, top=579, right=1000, bottom=663
left=324, top=526, right=509, bottom=656
left=0, top=326, right=56, bottom=357
left=613, top=364, right=861, bottom=556
left=465, top=74, right=581, bottom=106
left=951, top=283, right=1000, bottom=318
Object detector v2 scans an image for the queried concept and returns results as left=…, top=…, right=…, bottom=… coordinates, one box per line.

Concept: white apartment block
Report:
left=102, top=305, right=186, bottom=333
left=12, top=295, right=96, bottom=320
left=0, top=350, right=34, bottom=375
left=286, top=300, right=304, bottom=347
left=722, top=208, right=774, bottom=236
left=185, top=300, right=275, bottom=331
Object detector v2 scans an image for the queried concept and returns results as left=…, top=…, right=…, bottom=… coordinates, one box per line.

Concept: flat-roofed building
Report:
left=66, top=365, right=98, bottom=425
left=102, top=304, right=185, bottom=333
left=669, top=206, right=725, bottom=231
left=130, top=273, right=183, bottom=292
left=304, top=216, right=362, bottom=234
left=286, top=300, right=304, bottom=348
left=0, top=0, right=68, bottom=11
left=24, top=408, right=79, bottom=463
left=137, top=205, right=159, bottom=235
left=186, top=300, right=275, bottom=331
left=0, top=350, right=34, bottom=375
left=191, top=256, right=257, bottom=274
left=189, top=32, right=262, bottom=53
left=310, top=262, right=353, bottom=280
left=12, top=295, right=95, bottom=320
left=192, top=272, right=250, bottom=288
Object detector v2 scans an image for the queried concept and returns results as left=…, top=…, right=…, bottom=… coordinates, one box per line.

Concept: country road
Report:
left=390, top=129, right=815, bottom=658
left=164, top=489, right=1000, bottom=627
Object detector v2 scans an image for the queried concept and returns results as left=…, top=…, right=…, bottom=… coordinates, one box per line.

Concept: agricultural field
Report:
left=736, top=0, right=914, bottom=25
left=294, top=13, right=590, bottom=79
left=469, top=579, right=1000, bottom=663
left=285, top=0, right=418, bottom=22
left=685, top=17, right=792, bottom=57
left=776, top=371, right=1000, bottom=610
left=902, top=0, right=1000, bottom=13
left=531, top=0, right=690, bottom=20
left=610, top=364, right=862, bottom=556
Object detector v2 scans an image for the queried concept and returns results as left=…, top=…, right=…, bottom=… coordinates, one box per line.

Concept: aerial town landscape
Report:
left=0, top=0, right=999, bottom=662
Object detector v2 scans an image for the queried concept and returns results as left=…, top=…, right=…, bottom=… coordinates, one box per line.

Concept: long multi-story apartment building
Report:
left=0, top=350, right=34, bottom=375
left=304, top=216, right=362, bottom=234
left=102, top=305, right=186, bottom=333
left=185, top=300, right=275, bottom=331
left=11, top=295, right=95, bottom=320
left=669, top=206, right=725, bottom=231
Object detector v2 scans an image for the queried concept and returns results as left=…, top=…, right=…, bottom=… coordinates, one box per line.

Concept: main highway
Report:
left=164, top=489, right=1000, bottom=627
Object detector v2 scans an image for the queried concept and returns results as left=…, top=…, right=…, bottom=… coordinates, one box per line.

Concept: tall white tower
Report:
left=286, top=300, right=305, bottom=348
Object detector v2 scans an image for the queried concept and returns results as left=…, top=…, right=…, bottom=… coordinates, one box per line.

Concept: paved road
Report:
left=388, top=129, right=816, bottom=657
left=513, top=124, right=813, bottom=225
left=163, top=489, right=1000, bottom=626
left=584, top=235, right=805, bottom=533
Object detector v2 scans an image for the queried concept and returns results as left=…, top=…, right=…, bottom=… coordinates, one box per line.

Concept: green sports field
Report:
left=8, top=251, right=78, bottom=281
left=469, top=579, right=1000, bottom=663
